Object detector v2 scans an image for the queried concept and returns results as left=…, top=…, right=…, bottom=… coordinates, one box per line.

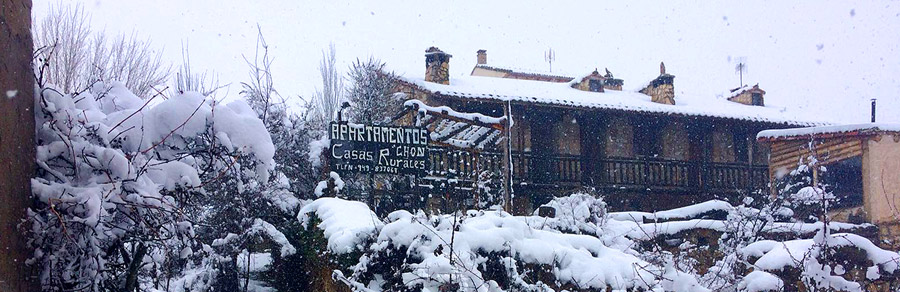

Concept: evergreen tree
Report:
left=346, top=58, right=401, bottom=125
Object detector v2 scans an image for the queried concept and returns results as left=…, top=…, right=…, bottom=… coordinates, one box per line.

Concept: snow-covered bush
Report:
left=774, top=155, right=840, bottom=223
left=288, top=189, right=895, bottom=292
left=28, top=80, right=294, bottom=291
left=303, top=196, right=708, bottom=291
left=697, top=196, right=788, bottom=290
left=528, top=191, right=608, bottom=235
left=733, top=153, right=899, bottom=291
left=740, top=230, right=900, bottom=291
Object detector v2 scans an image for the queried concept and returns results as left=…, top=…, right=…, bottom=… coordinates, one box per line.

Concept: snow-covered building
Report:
left=392, top=47, right=826, bottom=213
left=758, top=123, right=900, bottom=238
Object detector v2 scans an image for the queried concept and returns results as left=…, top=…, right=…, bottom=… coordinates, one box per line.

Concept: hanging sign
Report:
left=328, top=122, right=429, bottom=175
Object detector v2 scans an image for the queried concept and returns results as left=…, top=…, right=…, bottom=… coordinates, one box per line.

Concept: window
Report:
left=823, top=156, right=864, bottom=209
left=751, top=93, right=764, bottom=106
left=589, top=79, right=603, bottom=92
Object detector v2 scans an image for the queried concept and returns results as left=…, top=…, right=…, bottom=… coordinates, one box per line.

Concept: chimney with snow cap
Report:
left=571, top=68, right=625, bottom=92
left=476, top=49, right=487, bottom=65
left=640, top=62, right=676, bottom=105
left=425, top=47, right=452, bottom=85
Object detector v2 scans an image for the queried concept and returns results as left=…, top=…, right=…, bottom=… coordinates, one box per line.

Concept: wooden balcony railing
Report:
left=426, top=147, right=768, bottom=192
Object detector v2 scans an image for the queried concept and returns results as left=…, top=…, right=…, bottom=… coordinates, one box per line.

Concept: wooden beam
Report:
left=769, top=139, right=861, bottom=167
left=405, top=102, right=505, bottom=131
left=432, top=123, right=474, bottom=142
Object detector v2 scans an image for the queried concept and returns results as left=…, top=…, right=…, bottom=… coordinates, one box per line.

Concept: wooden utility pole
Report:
left=501, top=101, right=513, bottom=212
left=1, top=0, right=37, bottom=291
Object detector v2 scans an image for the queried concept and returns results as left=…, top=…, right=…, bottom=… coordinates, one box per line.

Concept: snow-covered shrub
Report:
left=248, top=197, right=381, bottom=292
left=699, top=197, right=786, bottom=290
left=328, top=198, right=707, bottom=291
left=528, top=191, right=608, bottom=235
left=736, top=153, right=900, bottom=291
left=740, top=230, right=900, bottom=291
left=28, top=80, right=291, bottom=291
left=774, top=155, right=839, bottom=222
left=298, top=197, right=382, bottom=254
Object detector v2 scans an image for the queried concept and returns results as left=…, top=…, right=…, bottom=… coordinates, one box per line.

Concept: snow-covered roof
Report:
left=400, top=74, right=827, bottom=126
left=757, top=123, right=900, bottom=141
left=472, top=64, right=575, bottom=81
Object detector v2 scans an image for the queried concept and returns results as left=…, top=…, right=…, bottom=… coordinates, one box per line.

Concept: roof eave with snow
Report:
left=757, top=123, right=900, bottom=142
left=396, top=75, right=827, bottom=127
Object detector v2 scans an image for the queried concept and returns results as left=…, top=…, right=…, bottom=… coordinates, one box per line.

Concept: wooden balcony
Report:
left=426, top=147, right=769, bottom=193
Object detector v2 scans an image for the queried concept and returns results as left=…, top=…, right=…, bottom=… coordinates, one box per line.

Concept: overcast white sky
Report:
left=33, top=0, right=900, bottom=123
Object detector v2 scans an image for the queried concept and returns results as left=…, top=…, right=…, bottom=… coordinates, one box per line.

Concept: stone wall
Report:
left=0, top=0, right=36, bottom=291
left=640, top=83, right=675, bottom=105
left=863, top=134, right=900, bottom=225
left=710, top=127, right=736, bottom=163
left=728, top=91, right=754, bottom=105
left=554, top=112, right=581, bottom=155
left=604, top=116, right=634, bottom=157
left=659, top=121, right=689, bottom=160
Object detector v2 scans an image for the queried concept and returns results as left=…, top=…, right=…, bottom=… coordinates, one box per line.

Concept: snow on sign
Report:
left=328, top=122, right=429, bottom=175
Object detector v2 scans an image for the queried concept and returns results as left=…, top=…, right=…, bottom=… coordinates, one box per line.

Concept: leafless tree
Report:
left=309, top=43, right=344, bottom=123
left=33, top=2, right=171, bottom=96
left=33, top=3, right=91, bottom=93
left=241, top=26, right=281, bottom=126
left=95, top=33, right=171, bottom=96
left=172, top=42, right=225, bottom=98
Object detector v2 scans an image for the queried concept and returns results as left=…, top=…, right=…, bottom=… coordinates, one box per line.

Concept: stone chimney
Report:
left=640, top=62, right=676, bottom=105
left=425, top=47, right=452, bottom=85
left=571, top=69, right=606, bottom=92
left=571, top=68, right=625, bottom=92
left=476, top=49, right=487, bottom=65
left=727, top=84, right=766, bottom=106
left=603, top=68, right=624, bottom=91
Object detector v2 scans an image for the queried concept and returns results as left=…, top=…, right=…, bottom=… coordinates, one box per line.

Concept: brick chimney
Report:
left=476, top=49, right=487, bottom=65
left=425, top=47, right=452, bottom=85
left=640, top=62, right=675, bottom=105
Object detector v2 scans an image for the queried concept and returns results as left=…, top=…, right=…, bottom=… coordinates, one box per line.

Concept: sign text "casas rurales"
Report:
left=328, top=123, right=429, bottom=175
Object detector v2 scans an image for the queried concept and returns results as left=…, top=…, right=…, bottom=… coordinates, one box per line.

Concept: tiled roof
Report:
left=399, top=74, right=828, bottom=127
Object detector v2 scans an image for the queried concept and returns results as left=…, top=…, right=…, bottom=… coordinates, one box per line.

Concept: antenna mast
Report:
left=545, top=48, right=556, bottom=73
left=734, top=57, right=748, bottom=88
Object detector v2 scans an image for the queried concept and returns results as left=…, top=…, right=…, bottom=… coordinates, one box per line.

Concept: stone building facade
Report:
left=391, top=47, right=817, bottom=213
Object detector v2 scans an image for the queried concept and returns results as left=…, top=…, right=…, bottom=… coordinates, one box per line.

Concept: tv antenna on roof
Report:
left=545, top=48, right=556, bottom=73
left=734, top=57, right=748, bottom=87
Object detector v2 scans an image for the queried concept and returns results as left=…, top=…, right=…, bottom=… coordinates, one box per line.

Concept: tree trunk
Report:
left=0, top=1, right=37, bottom=291
left=123, top=243, right=148, bottom=292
